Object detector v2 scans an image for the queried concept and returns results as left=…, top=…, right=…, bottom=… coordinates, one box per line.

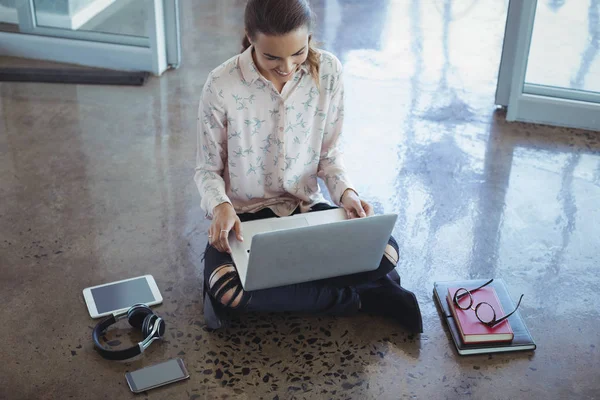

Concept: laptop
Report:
left=229, top=208, right=398, bottom=291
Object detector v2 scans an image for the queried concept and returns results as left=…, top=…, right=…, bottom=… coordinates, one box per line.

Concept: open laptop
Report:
left=229, top=208, right=398, bottom=291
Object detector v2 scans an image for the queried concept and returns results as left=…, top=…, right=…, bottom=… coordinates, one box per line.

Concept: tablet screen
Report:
left=91, top=277, right=156, bottom=313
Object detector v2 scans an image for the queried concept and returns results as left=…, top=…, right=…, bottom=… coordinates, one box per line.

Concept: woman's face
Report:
left=249, top=27, right=310, bottom=86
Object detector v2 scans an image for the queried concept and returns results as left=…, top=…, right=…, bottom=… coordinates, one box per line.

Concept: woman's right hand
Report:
left=209, top=203, right=244, bottom=253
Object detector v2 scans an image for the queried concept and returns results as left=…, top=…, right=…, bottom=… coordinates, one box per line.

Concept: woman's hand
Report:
left=209, top=203, right=243, bottom=253
left=341, top=189, right=374, bottom=219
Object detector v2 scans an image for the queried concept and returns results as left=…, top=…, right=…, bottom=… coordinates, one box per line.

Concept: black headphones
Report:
left=92, top=303, right=166, bottom=360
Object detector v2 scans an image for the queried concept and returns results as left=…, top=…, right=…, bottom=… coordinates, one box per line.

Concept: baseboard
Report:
left=0, top=67, right=150, bottom=86
left=0, top=32, right=155, bottom=73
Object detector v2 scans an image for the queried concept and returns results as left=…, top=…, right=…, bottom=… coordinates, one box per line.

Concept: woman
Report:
left=195, top=0, right=422, bottom=332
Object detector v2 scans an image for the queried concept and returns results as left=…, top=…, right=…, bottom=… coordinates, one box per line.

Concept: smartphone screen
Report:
left=126, top=358, right=189, bottom=393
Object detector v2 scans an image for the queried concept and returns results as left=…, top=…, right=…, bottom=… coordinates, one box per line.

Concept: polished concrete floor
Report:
left=1, top=1, right=600, bottom=399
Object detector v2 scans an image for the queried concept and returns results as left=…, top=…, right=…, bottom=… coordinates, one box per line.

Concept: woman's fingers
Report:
left=233, top=218, right=244, bottom=242
left=362, top=200, right=374, bottom=217
left=220, top=228, right=232, bottom=254
left=209, top=223, right=224, bottom=252
left=345, top=204, right=362, bottom=219
left=344, top=199, right=372, bottom=219
left=209, top=203, right=238, bottom=253
left=209, top=227, right=221, bottom=252
left=208, top=226, right=216, bottom=246
left=210, top=217, right=237, bottom=253
left=345, top=208, right=352, bottom=219
left=354, top=199, right=367, bottom=218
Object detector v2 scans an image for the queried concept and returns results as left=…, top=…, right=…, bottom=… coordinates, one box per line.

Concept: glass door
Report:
left=496, top=0, right=600, bottom=131
left=0, top=0, right=180, bottom=75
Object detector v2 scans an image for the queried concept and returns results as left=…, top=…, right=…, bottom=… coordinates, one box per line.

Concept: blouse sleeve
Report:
left=317, top=58, right=356, bottom=205
left=194, top=72, right=231, bottom=218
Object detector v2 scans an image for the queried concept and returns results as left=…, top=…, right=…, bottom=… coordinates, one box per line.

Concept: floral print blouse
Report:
left=195, top=45, right=355, bottom=218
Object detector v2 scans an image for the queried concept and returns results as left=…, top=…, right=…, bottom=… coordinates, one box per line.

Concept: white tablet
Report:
left=83, top=275, right=163, bottom=319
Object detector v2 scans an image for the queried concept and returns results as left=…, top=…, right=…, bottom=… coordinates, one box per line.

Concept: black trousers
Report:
left=203, top=203, right=398, bottom=316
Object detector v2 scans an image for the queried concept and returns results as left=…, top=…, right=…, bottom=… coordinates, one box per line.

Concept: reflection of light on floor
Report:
left=526, top=0, right=600, bottom=92
left=343, top=1, right=414, bottom=80
left=341, top=0, right=506, bottom=88
left=339, top=1, right=504, bottom=215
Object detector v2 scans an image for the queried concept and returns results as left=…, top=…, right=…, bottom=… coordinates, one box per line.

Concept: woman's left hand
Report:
left=341, top=189, right=374, bottom=219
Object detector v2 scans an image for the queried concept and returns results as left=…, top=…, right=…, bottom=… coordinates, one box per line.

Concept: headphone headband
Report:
left=92, top=304, right=165, bottom=361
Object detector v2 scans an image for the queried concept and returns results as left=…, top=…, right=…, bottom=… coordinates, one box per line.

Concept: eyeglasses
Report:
left=453, top=279, right=524, bottom=328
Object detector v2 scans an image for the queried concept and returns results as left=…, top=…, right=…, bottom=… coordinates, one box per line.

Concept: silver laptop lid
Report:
left=242, top=213, right=397, bottom=291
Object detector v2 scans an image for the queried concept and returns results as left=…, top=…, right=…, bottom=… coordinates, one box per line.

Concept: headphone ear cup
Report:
left=128, top=306, right=152, bottom=329
left=156, top=318, right=166, bottom=338
left=142, top=314, right=157, bottom=338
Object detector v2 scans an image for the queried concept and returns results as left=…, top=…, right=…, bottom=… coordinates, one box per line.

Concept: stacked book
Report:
left=433, top=278, right=536, bottom=356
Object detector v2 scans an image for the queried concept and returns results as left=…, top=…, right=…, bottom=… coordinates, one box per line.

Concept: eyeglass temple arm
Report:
left=456, top=278, right=494, bottom=300
left=490, top=294, right=525, bottom=325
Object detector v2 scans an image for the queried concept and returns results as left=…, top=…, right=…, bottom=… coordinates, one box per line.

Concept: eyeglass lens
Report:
left=454, top=288, right=472, bottom=310
left=475, top=302, right=495, bottom=324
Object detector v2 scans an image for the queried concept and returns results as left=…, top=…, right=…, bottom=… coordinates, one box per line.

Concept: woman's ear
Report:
left=243, top=31, right=253, bottom=51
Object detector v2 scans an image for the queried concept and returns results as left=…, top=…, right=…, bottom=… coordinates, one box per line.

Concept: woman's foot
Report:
left=358, top=277, right=423, bottom=333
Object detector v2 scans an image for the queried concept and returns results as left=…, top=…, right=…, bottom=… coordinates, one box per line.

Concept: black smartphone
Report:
left=125, top=358, right=189, bottom=393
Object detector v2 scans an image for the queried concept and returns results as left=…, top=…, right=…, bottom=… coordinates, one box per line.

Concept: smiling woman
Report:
left=242, top=0, right=320, bottom=92
left=194, top=0, right=423, bottom=332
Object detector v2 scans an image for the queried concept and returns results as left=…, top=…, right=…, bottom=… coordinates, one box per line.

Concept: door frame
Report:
left=496, top=0, right=600, bottom=131
left=0, top=0, right=180, bottom=75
